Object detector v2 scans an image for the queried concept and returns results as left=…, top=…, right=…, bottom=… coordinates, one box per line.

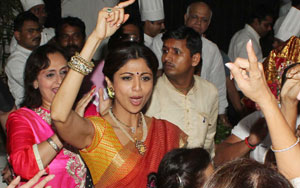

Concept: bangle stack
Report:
left=47, top=137, right=61, bottom=153
left=245, top=137, right=257, bottom=150
left=271, top=137, right=300, bottom=153
left=68, top=52, right=94, bottom=75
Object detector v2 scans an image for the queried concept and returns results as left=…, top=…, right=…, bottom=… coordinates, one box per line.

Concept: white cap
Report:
left=275, top=7, right=300, bottom=41
left=138, top=0, right=164, bottom=21
left=21, top=0, right=44, bottom=11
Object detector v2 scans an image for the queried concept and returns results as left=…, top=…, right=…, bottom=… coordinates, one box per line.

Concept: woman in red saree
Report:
left=51, top=1, right=186, bottom=187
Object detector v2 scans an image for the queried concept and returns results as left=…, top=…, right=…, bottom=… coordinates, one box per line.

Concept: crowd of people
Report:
left=0, top=0, right=300, bottom=187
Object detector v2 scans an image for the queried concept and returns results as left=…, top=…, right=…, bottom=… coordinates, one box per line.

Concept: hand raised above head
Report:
left=94, top=0, right=135, bottom=40
left=225, top=40, right=273, bottom=105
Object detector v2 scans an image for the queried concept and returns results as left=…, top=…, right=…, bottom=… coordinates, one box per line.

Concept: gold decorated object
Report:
left=68, top=52, right=95, bottom=75
left=135, top=140, right=146, bottom=155
left=263, top=36, right=300, bottom=98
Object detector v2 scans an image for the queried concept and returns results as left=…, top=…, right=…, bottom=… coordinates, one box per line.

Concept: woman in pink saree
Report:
left=6, top=45, right=87, bottom=187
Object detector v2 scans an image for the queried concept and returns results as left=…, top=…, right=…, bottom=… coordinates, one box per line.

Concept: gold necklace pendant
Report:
left=135, top=140, right=147, bottom=155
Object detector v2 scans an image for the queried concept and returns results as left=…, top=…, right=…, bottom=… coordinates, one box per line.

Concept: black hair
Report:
left=55, top=16, right=86, bottom=39
left=162, top=26, right=202, bottom=73
left=247, top=5, right=273, bottom=25
left=103, top=42, right=158, bottom=83
left=14, top=11, right=39, bottom=32
left=147, top=148, right=211, bottom=188
left=204, top=158, right=292, bottom=188
left=108, top=21, right=144, bottom=50
left=21, top=44, right=68, bottom=108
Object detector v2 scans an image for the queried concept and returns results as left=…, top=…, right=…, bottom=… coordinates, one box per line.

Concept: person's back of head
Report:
left=147, top=148, right=212, bottom=188
left=292, top=0, right=300, bottom=9
left=204, top=158, right=292, bottom=188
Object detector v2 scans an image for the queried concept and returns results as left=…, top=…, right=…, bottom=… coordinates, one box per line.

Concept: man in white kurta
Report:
left=146, top=26, right=218, bottom=157
left=5, top=12, right=41, bottom=107
left=228, top=10, right=273, bottom=62
left=152, top=1, right=228, bottom=116
left=146, top=74, right=218, bottom=156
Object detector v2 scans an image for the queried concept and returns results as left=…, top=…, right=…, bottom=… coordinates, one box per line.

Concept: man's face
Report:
left=162, top=38, right=199, bottom=78
left=255, top=16, right=273, bottom=37
left=15, top=20, right=41, bottom=50
left=30, top=4, right=47, bottom=25
left=146, top=19, right=165, bottom=37
left=184, top=2, right=211, bottom=35
left=58, top=24, right=85, bottom=57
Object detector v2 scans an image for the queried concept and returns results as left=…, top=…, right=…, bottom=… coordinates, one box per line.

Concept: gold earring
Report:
left=107, top=87, right=115, bottom=99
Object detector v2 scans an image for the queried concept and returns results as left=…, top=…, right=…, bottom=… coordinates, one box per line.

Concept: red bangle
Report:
left=245, top=137, right=256, bottom=150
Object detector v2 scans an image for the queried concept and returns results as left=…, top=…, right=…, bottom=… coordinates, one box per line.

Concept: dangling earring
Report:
left=107, top=87, right=115, bottom=99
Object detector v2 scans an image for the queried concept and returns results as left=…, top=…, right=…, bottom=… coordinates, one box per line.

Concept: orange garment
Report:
left=80, top=116, right=185, bottom=187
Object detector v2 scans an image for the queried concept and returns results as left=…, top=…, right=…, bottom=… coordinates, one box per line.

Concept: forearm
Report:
left=37, top=134, right=63, bottom=167
left=281, top=100, right=298, bottom=133
left=214, top=141, right=251, bottom=166
left=51, top=31, right=103, bottom=122
left=260, top=95, right=300, bottom=179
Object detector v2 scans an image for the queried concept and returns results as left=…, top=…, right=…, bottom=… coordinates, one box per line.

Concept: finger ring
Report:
left=107, top=8, right=112, bottom=13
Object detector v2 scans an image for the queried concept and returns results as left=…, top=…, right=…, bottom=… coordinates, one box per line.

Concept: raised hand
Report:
left=98, top=88, right=112, bottom=116
left=93, top=0, right=135, bottom=40
left=225, top=40, right=273, bottom=105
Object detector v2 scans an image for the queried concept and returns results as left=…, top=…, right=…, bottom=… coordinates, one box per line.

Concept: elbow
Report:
left=50, top=110, right=68, bottom=123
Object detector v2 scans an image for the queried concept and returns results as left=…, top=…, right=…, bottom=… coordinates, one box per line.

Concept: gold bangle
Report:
left=47, top=137, right=61, bottom=153
left=68, top=52, right=94, bottom=75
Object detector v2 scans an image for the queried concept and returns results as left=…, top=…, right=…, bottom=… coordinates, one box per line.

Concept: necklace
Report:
left=34, top=107, right=52, bottom=124
left=109, top=108, right=147, bottom=155
left=110, top=110, right=141, bottom=134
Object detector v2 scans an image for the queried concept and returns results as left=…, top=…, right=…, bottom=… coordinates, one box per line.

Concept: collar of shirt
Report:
left=15, top=44, right=33, bottom=56
left=144, top=33, right=154, bottom=47
left=161, top=74, right=197, bottom=96
left=245, top=24, right=261, bottom=44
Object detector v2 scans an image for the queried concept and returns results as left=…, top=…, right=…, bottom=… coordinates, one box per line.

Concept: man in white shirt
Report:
left=146, top=26, right=218, bottom=157
left=184, top=1, right=228, bottom=125
left=5, top=12, right=41, bottom=107
left=228, top=7, right=273, bottom=62
left=139, top=0, right=165, bottom=69
left=10, top=0, right=54, bottom=53
left=153, top=1, right=228, bottom=123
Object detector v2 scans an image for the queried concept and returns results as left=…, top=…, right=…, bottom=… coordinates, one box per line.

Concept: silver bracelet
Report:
left=47, top=137, right=61, bottom=153
left=271, top=137, right=300, bottom=152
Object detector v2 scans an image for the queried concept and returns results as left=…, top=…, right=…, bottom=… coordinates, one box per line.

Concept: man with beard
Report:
left=55, top=16, right=86, bottom=59
left=5, top=11, right=41, bottom=107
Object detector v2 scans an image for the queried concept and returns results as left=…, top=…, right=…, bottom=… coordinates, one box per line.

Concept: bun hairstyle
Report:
left=147, top=148, right=211, bottom=188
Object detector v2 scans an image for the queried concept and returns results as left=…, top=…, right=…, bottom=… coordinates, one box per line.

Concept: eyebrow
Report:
left=120, top=72, right=153, bottom=76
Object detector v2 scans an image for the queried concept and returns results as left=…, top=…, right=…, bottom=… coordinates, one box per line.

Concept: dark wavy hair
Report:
left=103, top=42, right=158, bottom=83
left=147, top=148, right=211, bottom=188
left=204, top=158, right=292, bottom=188
left=21, top=44, right=68, bottom=109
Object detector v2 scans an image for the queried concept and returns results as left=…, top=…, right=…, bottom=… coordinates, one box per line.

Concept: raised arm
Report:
left=51, top=1, right=135, bottom=149
left=225, top=40, right=300, bottom=179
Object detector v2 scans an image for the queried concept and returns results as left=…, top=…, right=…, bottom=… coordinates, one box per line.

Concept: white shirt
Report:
left=146, top=74, right=219, bottom=157
left=232, top=110, right=300, bottom=163
left=228, top=24, right=263, bottom=62
left=150, top=33, right=163, bottom=69
left=151, top=35, right=228, bottom=114
left=9, top=27, right=54, bottom=53
left=5, top=45, right=32, bottom=107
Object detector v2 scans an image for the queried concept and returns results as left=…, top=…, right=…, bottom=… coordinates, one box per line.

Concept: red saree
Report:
left=80, top=116, right=185, bottom=188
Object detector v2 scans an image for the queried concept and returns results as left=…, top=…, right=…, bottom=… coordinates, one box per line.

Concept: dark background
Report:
left=44, top=0, right=281, bottom=56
